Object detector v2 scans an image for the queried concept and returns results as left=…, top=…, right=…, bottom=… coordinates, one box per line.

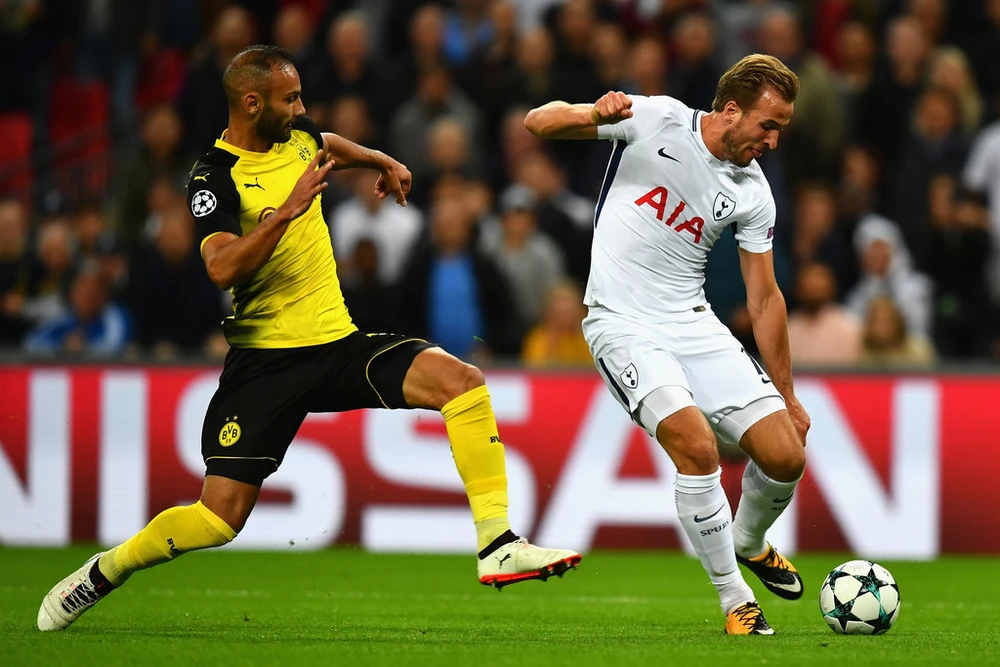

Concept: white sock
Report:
left=675, top=468, right=754, bottom=614
left=732, top=460, right=799, bottom=559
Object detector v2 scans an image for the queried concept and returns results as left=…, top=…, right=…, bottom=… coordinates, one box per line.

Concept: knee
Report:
left=457, top=362, right=486, bottom=394
left=432, top=361, right=485, bottom=409
left=678, top=440, right=720, bottom=475
left=658, top=422, right=719, bottom=476
left=204, top=501, right=252, bottom=534
left=200, top=479, right=257, bottom=534
left=780, top=445, right=807, bottom=481
left=220, top=508, right=251, bottom=534
left=761, top=439, right=806, bottom=482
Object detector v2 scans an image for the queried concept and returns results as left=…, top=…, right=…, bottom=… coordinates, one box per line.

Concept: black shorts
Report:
left=201, top=331, right=436, bottom=486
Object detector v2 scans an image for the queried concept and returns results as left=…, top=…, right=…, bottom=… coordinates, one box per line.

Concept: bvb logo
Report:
left=219, top=419, right=241, bottom=447
left=296, top=144, right=311, bottom=162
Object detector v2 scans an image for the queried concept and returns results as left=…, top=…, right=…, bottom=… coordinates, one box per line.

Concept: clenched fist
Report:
left=590, top=91, right=634, bottom=125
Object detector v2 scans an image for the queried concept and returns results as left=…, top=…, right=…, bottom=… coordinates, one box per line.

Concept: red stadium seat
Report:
left=135, top=48, right=188, bottom=111
left=0, top=112, right=33, bottom=199
left=47, top=78, right=110, bottom=197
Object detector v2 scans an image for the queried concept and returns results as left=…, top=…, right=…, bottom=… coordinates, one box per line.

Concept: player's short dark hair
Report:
left=712, top=54, right=799, bottom=113
left=222, top=45, right=296, bottom=109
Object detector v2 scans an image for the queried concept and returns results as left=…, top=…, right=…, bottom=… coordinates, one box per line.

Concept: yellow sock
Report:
left=441, top=385, right=512, bottom=551
left=98, top=501, right=236, bottom=586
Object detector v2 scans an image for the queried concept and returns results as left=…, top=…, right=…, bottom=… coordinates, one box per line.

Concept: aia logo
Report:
left=634, top=187, right=705, bottom=243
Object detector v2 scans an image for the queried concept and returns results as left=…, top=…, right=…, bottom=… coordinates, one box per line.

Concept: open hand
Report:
left=280, top=149, right=335, bottom=220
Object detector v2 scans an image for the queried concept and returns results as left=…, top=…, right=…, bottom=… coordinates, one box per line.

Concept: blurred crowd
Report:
left=1, top=0, right=999, bottom=369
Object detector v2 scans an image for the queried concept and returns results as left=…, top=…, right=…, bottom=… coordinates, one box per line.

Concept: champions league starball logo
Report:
left=190, top=190, right=217, bottom=217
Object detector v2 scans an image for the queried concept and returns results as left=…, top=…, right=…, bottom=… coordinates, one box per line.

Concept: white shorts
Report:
left=583, top=305, right=785, bottom=444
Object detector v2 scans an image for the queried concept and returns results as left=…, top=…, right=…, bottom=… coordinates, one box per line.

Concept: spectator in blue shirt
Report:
left=25, top=262, right=132, bottom=356
left=397, top=196, right=521, bottom=361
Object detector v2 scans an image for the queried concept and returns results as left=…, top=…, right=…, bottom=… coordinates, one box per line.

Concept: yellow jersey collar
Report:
left=214, top=129, right=281, bottom=159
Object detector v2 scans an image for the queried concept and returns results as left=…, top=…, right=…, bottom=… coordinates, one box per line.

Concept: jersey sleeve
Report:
left=185, top=151, right=241, bottom=250
left=734, top=191, right=776, bottom=254
left=293, top=115, right=324, bottom=152
left=596, top=95, right=680, bottom=144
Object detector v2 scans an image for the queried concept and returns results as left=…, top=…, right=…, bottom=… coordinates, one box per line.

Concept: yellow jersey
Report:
left=186, top=116, right=356, bottom=348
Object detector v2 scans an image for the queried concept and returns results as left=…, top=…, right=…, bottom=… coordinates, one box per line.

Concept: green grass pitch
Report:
left=2, top=547, right=998, bottom=666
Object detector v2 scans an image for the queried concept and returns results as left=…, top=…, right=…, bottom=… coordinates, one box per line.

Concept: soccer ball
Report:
left=819, top=560, right=900, bottom=635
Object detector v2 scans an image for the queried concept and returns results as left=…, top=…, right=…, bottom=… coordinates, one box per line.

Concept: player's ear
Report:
left=723, top=100, right=741, bottom=124
left=243, top=92, right=261, bottom=116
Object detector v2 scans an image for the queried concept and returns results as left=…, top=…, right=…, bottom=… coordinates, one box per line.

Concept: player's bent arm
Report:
left=525, top=91, right=634, bottom=140
left=320, top=132, right=391, bottom=171
left=201, top=211, right=293, bottom=290
left=320, top=133, right=411, bottom=205
left=192, top=147, right=332, bottom=290
left=738, top=248, right=795, bottom=399
left=523, top=102, right=600, bottom=140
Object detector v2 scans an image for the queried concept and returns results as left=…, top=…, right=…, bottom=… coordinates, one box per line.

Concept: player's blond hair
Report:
left=712, top=54, right=799, bottom=112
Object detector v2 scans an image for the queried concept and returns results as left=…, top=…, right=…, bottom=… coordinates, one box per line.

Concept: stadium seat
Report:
left=0, top=112, right=33, bottom=199
left=135, top=48, right=188, bottom=111
left=48, top=78, right=110, bottom=197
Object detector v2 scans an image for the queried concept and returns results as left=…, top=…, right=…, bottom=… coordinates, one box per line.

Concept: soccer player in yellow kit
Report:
left=38, top=45, right=580, bottom=631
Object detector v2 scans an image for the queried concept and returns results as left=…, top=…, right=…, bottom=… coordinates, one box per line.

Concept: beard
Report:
left=257, top=104, right=293, bottom=144
left=722, top=124, right=753, bottom=168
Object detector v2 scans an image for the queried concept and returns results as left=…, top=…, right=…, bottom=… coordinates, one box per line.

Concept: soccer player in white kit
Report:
left=525, top=54, right=811, bottom=635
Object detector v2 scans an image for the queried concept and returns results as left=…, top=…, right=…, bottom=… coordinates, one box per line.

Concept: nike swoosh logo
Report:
left=772, top=493, right=794, bottom=504
left=657, top=147, right=681, bottom=163
left=768, top=580, right=803, bottom=592
left=693, top=505, right=725, bottom=523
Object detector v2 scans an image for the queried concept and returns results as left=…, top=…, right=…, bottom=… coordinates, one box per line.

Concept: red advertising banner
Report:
left=1, top=367, right=997, bottom=556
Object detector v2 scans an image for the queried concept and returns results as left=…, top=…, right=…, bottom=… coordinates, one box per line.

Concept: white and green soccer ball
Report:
left=819, top=560, right=900, bottom=635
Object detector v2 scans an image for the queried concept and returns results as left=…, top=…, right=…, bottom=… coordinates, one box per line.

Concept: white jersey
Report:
left=586, top=95, right=776, bottom=321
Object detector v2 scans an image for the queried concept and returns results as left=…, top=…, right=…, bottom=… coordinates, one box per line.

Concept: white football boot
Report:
left=37, top=552, right=109, bottom=631
left=478, top=538, right=582, bottom=589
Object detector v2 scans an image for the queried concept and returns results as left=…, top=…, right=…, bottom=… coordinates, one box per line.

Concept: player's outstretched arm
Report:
left=524, top=91, right=633, bottom=140
left=202, top=151, right=334, bottom=290
left=320, top=133, right=411, bottom=206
